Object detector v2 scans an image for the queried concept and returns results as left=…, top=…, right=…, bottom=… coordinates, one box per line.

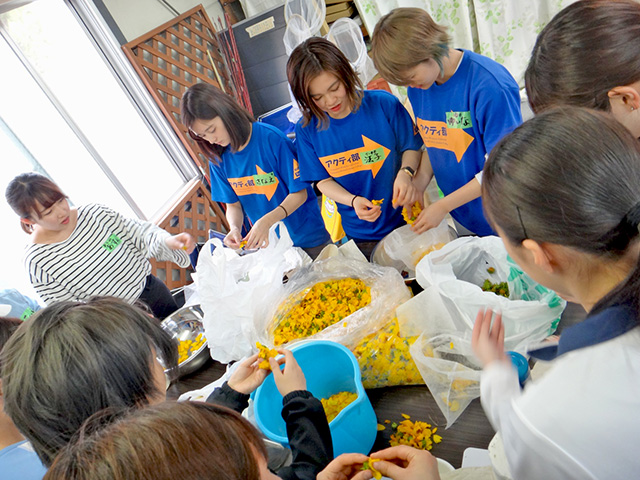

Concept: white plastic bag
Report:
left=401, top=236, right=566, bottom=426
left=416, top=236, right=565, bottom=350
left=196, top=222, right=310, bottom=363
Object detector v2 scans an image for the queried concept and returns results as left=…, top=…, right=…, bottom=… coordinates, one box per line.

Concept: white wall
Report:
left=101, top=0, right=225, bottom=42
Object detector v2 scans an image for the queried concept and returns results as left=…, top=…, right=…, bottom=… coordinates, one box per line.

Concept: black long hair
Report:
left=483, top=107, right=640, bottom=318
left=180, top=82, right=254, bottom=163
left=1, top=297, right=178, bottom=466
left=525, top=0, right=640, bottom=113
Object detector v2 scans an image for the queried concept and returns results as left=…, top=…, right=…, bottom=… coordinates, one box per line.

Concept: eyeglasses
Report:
left=188, top=127, right=207, bottom=140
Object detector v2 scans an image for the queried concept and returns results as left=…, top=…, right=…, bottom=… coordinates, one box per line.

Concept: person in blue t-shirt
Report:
left=181, top=83, right=330, bottom=259
left=0, top=317, right=47, bottom=480
left=371, top=8, right=522, bottom=236
left=287, top=37, right=423, bottom=257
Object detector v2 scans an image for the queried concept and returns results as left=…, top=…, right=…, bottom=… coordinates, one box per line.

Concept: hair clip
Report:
left=516, top=204, right=528, bottom=239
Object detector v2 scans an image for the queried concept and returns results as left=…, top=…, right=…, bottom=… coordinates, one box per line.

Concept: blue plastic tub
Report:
left=253, top=340, right=377, bottom=456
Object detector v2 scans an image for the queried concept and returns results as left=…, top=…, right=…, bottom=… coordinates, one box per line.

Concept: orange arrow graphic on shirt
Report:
left=227, top=165, right=280, bottom=201
left=318, top=135, right=391, bottom=179
left=293, top=159, right=301, bottom=180
left=415, top=119, right=474, bottom=163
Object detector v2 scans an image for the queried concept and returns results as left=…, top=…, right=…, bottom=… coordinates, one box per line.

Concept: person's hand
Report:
left=410, top=200, right=448, bottom=234
left=392, top=171, right=420, bottom=211
left=353, top=196, right=382, bottom=223
left=227, top=353, right=271, bottom=395
left=317, top=453, right=372, bottom=480
left=223, top=227, right=243, bottom=249
left=165, top=232, right=196, bottom=253
left=472, top=308, right=507, bottom=366
left=369, top=446, right=441, bottom=480
left=269, top=349, right=306, bottom=396
left=244, top=215, right=273, bottom=250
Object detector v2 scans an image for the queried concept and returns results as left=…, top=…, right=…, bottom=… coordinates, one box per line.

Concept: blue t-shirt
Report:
left=408, top=49, right=522, bottom=236
left=0, top=440, right=47, bottom=480
left=295, top=89, right=423, bottom=241
left=209, top=122, right=329, bottom=249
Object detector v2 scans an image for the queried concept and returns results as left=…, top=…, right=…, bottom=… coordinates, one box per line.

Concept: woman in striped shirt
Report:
left=5, top=172, right=195, bottom=319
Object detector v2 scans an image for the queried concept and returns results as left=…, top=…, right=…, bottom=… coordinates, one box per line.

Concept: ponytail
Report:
left=483, top=107, right=640, bottom=320
left=592, top=203, right=640, bottom=316
left=525, top=0, right=640, bottom=113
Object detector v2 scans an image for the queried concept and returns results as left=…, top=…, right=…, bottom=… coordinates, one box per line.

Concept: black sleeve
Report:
left=276, top=390, right=333, bottom=480
left=205, top=381, right=250, bottom=413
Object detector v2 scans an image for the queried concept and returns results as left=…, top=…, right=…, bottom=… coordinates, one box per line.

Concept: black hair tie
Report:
left=601, top=202, right=640, bottom=252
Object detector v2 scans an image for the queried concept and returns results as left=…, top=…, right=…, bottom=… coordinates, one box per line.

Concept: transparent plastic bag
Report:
left=349, top=317, right=423, bottom=389
left=399, top=236, right=566, bottom=426
left=196, top=223, right=310, bottom=363
left=256, top=255, right=410, bottom=348
left=410, top=333, right=481, bottom=427
left=384, top=221, right=453, bottom=275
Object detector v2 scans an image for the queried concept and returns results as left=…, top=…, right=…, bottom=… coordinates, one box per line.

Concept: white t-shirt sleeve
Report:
left=481, top=361, right=597, bottom=480
left=475, top=153, right=488, bottom=185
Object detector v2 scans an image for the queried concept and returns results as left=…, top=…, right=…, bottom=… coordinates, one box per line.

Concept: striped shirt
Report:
left=24, top=203, right=190, bottom=305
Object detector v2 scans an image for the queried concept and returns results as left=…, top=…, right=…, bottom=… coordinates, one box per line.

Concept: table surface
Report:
left=174, top=302, right=586, bottom=469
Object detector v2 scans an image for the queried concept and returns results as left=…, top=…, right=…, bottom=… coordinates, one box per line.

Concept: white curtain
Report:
left=354, top=0, right=577, bottom=90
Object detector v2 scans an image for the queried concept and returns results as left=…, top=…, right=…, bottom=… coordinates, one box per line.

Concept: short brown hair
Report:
left=44, top=401, right=269, bottom=480
left=525, top=0, right=640, bottom=113
left=287, top=37, right=363, bottom=129
left=371, top=8, right=450, bottom=86
left=5, top=172, right=68, bottom=234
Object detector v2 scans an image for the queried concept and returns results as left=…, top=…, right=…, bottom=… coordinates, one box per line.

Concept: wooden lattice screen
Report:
left=122, top=4, right=235, bottom=176
left=150, top=179, right=228, bottom=290
left=122, top=5, right=237, bottom=290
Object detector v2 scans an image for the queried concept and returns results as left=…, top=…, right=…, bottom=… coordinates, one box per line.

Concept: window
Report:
left=0, top=0, right=198, bottom=298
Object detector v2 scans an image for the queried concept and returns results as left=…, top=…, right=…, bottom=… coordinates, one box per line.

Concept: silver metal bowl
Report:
left=161, top=305, right=209, bottom=378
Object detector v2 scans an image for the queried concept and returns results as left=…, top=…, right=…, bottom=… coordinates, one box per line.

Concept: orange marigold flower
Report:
left=256, top=342, right=278, bottom=369
left=361, top=458, right=382, bottom=480
left=320, top=391, right=358, bottom=422
left=387, top=416, right=443, bottom=451
left=402, top=201, right=422, bottom=225
left=271, top=278, right=371, bottom=345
